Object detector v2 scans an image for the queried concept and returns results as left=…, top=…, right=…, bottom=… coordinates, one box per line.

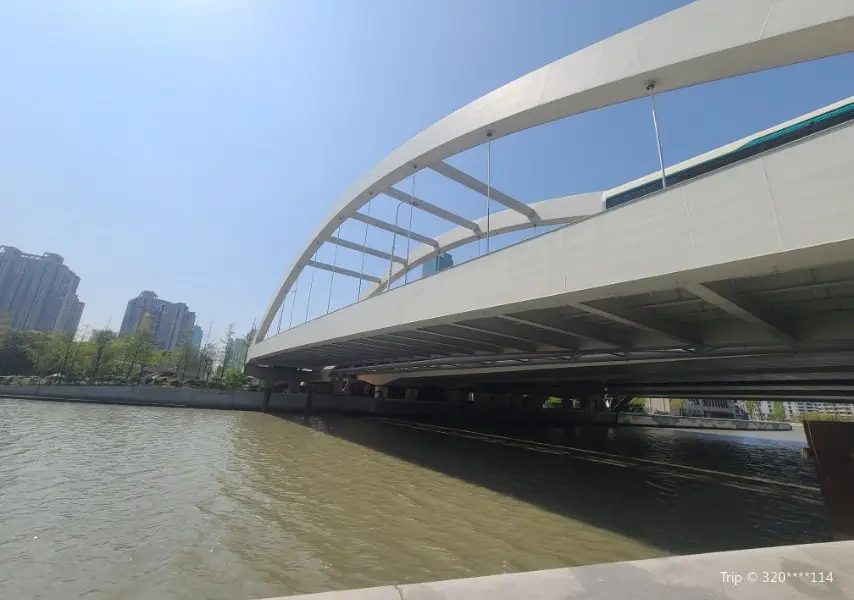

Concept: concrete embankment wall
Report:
left=0, top=386, right=789, bottom=430
left=618, top=412, right=792, bottom=430
left=265, top=540, right=853, bottom=600
left=0, top=385, right=382, bottom=414
left=0, top=384, right=267, bottom=410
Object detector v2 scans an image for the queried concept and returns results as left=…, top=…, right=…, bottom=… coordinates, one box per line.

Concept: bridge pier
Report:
left=245, top=364, right=310, bottom=413
left=262, top=385, right=272, bottom=413
left=303, top=385, right=314, bottom=415
left=804, top=420, right=854, bottom=540
left=579, top=394, right=605, bottom=413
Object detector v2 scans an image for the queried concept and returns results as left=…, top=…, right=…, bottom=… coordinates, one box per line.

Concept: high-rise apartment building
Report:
left=0, top=246, right=85, bottom=335
left=119, top=291, right=196, bottom=351
left=224, top=336, right=249, bottom=369
left=756, top=400, right=854, bottom=419
left=189, top=325, right=203, bottom=353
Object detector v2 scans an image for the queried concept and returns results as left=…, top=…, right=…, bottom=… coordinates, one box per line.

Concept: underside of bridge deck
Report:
left=253, top=259, right=854, bottom=401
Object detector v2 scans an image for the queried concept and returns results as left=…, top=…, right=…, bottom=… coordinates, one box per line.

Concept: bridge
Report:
left=247, top=0, right=854, bottom=403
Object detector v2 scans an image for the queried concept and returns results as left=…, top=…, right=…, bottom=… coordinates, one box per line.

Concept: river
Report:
left=0, top=398, right=830, bottom=600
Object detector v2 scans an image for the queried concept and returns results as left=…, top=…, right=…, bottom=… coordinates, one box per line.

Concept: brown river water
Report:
left=0, top=398, right=829, bottom=600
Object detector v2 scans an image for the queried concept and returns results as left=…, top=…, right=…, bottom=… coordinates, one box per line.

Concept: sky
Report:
left=1, top=0, right=851, bottom=343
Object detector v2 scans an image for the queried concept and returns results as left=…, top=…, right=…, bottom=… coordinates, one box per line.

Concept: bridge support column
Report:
left=448, top=390, right=466, bottom=404
left=804, top=420, right=854, bottom=540
left=261, top=385, right=272, bottom=413
left=580, top=394, right=604, bottom=413
left=304, top=385, right=314, bottom=416
left=245, top=364, right=305, bottom=414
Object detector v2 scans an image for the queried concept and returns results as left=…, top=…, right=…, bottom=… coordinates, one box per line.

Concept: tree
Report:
left=123, top=314, right=154, bottom=379
left=0, top=319, right=35, bottom=375
left=771, top=400, right=787, bottom=421
left=222, top=367, right=248, bottom=390
left=218, top=324, right=236, bottom=380
left=89, top=329, right=116, bottom=378
left=172, top=343, right=198, bottom=381
left=627, top=397, right=648, bottom=412
left=58, top=331, right=77, bottom=379
left=66, top=325, right=92, bottom=379
left=669, top=398, right=686, bottom=415
left=26, top=331, right=66, bottom=375
left=239, top=325, right=257, bottom=369
left=197, top=340, right=217, bottom=383
left=744, top=400, right=759, bottom=420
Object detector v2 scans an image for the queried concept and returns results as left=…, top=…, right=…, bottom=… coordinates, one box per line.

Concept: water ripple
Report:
left=0, top=398, right=830, bottom=600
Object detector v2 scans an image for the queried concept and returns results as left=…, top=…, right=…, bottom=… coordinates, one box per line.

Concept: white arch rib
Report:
left=255, top=0, right=854, bottom=343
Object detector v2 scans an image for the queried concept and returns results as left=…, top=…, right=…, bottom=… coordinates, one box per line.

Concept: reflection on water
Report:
left=0, top=399, right=830, bottom=600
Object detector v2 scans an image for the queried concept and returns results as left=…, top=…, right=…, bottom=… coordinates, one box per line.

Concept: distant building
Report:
left=0, top=246, right=85, bottom=335
left=752, top=400, right=854, bottom=419
left=644, top=397, right=737, bottom=418
left=422, top=252, right=454, bottom=278
left=224, top=336, right=249, bottom=370
left=645, top=397, right=671, bottom=413
left=682, top=399, right=736, bottom=418
left=119, top=291, right=196, bottom=351
left=189, top=326, right=203, bottom=352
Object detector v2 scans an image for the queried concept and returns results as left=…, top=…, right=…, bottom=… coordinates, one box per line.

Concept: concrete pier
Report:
left=261, top=541, right=853, bottom=599
left=804, top=421, right=854, bottom=539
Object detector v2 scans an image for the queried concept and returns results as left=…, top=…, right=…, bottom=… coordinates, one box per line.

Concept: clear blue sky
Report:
left=1, top=1, right=851, bottom=342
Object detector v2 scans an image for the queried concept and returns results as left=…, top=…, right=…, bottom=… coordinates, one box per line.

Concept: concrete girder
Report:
left=498, top=314, right=626, bottom=349
left=375, top=332, right=478, bottom=354
left=682, top=282, right=797, bottom=344
left=337, top=349, right=688, bottom=375
left=294, top=341, right=412, bottom=358
left=568, top=302, right=701, bottom=347
left=344, top=337, right=458, bottom=358
left=412, top=328, right=512, bottom=353
left=448, top=323, right=568, bottom=352
left=287, top=347, right=426, bottom=366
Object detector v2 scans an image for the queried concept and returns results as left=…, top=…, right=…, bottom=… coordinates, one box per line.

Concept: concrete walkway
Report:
left=261, top=541, right=853, bottom=599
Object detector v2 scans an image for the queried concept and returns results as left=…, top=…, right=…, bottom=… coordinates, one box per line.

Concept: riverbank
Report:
left=260, top=540, right=853, bottom=599
left=618, top=411, right=791, bottom=430
left=0, top=385, right=790, bottom=430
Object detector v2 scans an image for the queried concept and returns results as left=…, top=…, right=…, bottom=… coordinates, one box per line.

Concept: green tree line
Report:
left=0, top=313, right=256, bottom=390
